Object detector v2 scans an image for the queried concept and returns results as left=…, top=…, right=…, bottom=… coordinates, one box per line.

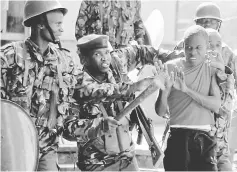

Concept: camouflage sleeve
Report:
left=63, top=115, right=105, bottom=142
left=157, top=48, right=185, bottom=63
left=0, top=43, right=15, bottom=99
left=225, top=73, right=235, bottom=97
left=74, top=71, right=133, bottom=103
left=112, top=45, right=182, bottom=73
left=0, top=51, right=7, bottom=98
left=222, top=45, right=237, bottom=90
left=133, top=1, right=145, bottom=45
left=112, top=45, right=156, bottom=73
left=63, top=72, right=132, bottom=141
left=75, top=0, right=89, bottom=40
left=174, top=39, right=184, bottom=51
left=229, top=53, right=237, bottom=90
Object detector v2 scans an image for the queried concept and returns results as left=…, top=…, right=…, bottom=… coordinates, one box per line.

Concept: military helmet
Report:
left=23, top=0, right=68, bottom=27
left=194, top=2, right=222, bottom=22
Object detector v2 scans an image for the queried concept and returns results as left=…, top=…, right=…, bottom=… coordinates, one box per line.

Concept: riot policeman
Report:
left=62, top=34, right=171, bottom=171
left=194, top=2, right=222, bottom=31
left=1, top=0, right=79, bottom=170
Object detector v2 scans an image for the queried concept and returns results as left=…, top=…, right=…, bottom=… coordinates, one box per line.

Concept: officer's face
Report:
left=41, top=10, right=64, bottom=42
left=196, top=18, right=220, bottom=30
left=88, top=48, right=112, bottom=73
left=184, top=34, right=208, bottom=66
left=208, top=32, right=222, bottom=54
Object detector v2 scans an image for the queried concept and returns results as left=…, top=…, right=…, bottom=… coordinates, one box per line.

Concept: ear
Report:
left=37, top=24, right=45, bottom=30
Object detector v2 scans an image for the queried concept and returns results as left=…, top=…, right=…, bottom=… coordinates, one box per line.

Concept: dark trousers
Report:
left=164, top=128, right=218, bottom=171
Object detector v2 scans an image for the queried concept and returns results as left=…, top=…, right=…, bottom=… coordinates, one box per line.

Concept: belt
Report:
left=170, top=125, right=211, bottom=132
left=170, top=127, right=210, bottom=134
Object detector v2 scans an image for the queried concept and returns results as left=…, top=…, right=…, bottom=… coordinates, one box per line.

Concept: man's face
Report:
left=208, top=32, right=222, bottom=54
left=41, top=10, right=64, bottom=42
left=184, top=34, right=207, bottom=66
left=196, top=18, right=220, bottom=30
left=87, top=48, right=112, bottom=73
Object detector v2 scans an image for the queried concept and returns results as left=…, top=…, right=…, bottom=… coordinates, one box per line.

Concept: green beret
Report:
left=77, top=34, right=109, bottom=50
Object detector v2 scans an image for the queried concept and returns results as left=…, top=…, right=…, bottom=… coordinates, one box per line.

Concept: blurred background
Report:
left=1, top=1, right=236, bottom=170
left=1, top=0, right=237, bottom=56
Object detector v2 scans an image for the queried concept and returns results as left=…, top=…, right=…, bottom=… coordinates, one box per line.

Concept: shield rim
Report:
left=1, top=99, right=39, bottom=171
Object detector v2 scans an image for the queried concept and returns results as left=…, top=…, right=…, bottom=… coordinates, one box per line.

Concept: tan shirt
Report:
left=167, top=59, right=215, bottom=126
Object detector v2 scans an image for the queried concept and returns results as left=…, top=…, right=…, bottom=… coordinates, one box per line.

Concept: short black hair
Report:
left=184, top=25, right=208, bottom=44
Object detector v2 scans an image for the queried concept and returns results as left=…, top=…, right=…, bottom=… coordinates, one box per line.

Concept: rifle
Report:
left=115, top=80, right=165, bottom=167
left=136, top=105, right=164, bottom=167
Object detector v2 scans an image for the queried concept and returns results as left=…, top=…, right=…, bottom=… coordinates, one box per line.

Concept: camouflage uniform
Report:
left=75, top=0, right=146, bottom=48
left=0, top=38, right=79, bottom=170
left=175, top=39, right=237, bottom=170
left=209, top=44, right=237, bottom=170
left=222, top=43, right=237, bottom=88
left=209, top=74, right=235, bottom=170
left=63, top=44, right=170, bottom=171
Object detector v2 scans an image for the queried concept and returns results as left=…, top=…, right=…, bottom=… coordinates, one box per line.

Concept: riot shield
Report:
left=1, top=99, right=39, bottom=171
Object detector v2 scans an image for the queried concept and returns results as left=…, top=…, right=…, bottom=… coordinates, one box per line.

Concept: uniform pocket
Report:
left=104, top=128, right=120, bottom=155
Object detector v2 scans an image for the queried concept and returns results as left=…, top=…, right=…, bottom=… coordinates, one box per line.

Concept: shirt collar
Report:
left=25, top=38, right=55, bottom=62
left=83, top=66, right=116, bottom=84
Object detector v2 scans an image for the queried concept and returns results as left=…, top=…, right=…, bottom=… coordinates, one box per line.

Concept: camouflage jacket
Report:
left=0, top=38, right=79, bottom=155
left=210, top=70, right=235, bottom=156
left=222, top=43, right=237, bottom=89
left=63, top=45, right=171, bottom=163
left=75, top=0, right=146, bottom=48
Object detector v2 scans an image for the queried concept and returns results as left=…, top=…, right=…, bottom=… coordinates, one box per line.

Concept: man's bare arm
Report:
left=178, top=72, right=221, bottom=113
left=155, top=89, right=170, bottom=117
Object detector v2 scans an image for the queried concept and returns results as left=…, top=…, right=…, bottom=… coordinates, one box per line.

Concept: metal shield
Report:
left=1, top=99, right=39, bottom=171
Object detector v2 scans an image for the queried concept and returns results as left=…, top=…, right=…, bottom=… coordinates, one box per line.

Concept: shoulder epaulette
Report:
left=1, top=41, right=24, bottom=54
left=1, top=42, right=16, bottom=52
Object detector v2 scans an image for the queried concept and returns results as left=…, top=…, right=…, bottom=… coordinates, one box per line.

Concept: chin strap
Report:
left=43, top=13, right=62, bottom=49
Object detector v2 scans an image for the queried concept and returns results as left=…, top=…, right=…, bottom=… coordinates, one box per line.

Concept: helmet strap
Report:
left=43, top=13, right=62, bottom=49
left=217, top=22, right=222, bottom=32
